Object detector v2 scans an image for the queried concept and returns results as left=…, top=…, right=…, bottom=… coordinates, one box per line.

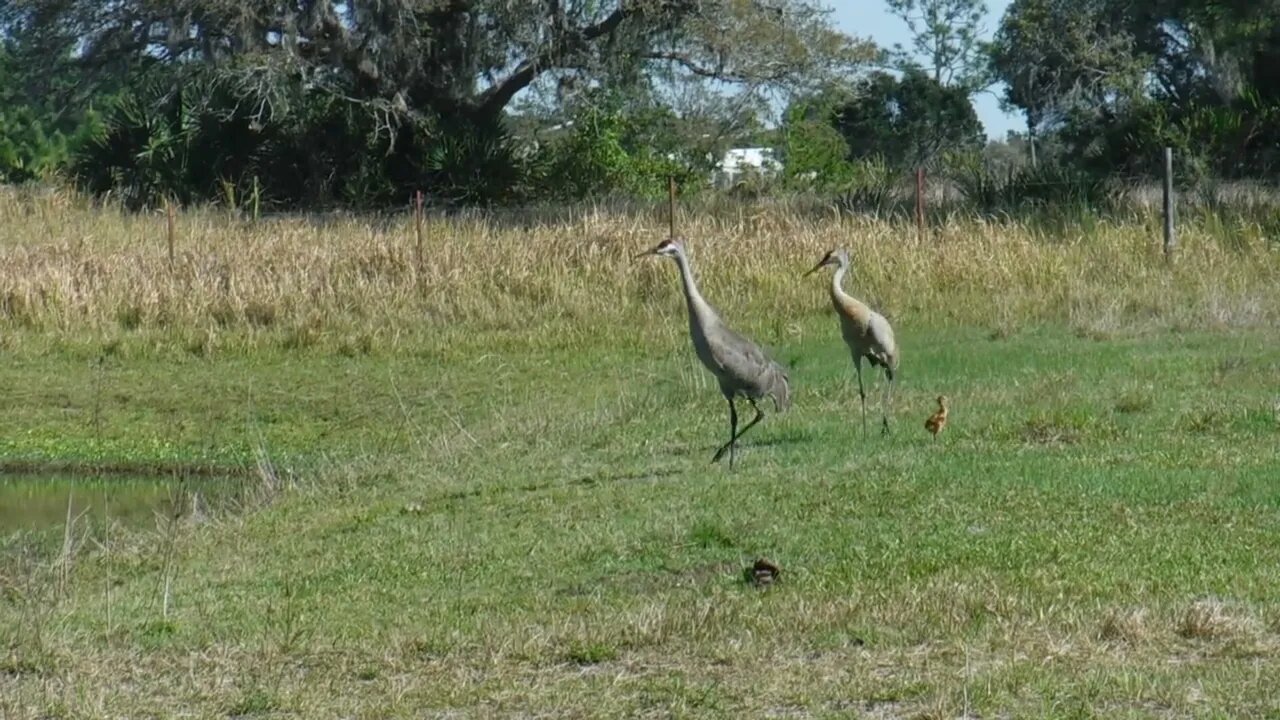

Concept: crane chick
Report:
left=925, top=395, right=948, bottom=441
left=804, top=248, right=899, bottom=434
left=636, top=237, right=790, bottom=468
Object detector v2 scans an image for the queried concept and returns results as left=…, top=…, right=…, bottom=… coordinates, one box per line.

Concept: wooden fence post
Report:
left=413, top=190, right=424, bottom=274
left=915, top=168, right=925, bottom=242
left=166, top=199, right=176, bottom=269
left=1162, top=147, right=1176, bottom=260
left=668, top=176, right=677, bottom=237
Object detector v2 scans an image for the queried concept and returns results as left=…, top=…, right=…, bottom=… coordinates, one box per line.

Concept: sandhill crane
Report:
left=925, top=395, right=948, bottom=440
left=636, top=237, right=791, bottom=468
left=805, top=248, right=899, bottom=434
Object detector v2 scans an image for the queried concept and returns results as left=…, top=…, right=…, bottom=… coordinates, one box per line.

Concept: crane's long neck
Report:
left=831, top=259, right=871, bottom=320
left=830, top=260, right=852, bottom=304
left=673, top=248, right=718, bottom=331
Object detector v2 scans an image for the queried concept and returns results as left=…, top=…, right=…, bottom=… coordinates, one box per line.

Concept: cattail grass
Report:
left=1, top=189, right=1277, bottom=355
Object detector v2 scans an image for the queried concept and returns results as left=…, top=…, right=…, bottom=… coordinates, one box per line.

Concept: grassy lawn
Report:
left=3, top=319, right=1279, bottom=718
left=2, top=193, right=1279, bottom=716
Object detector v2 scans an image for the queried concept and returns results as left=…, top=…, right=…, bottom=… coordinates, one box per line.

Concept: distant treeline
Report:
left=3, top=0, right=1280, bottom=210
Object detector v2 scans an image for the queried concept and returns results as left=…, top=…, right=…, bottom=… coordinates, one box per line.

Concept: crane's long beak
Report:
left=802, top=261, right=825, bottom=277
left=633, top=241, right=666, bottom=260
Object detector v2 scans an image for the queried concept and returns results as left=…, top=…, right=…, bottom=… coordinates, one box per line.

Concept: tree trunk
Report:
left=1027, top=114, right=1038, bottom=168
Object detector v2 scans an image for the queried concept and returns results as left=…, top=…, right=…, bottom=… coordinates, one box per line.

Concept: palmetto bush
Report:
left=952, top=159, right=1114, bottom=216
left=72, top=74, right=263, bottom=210
left=70, top=71, right=530, bottom=210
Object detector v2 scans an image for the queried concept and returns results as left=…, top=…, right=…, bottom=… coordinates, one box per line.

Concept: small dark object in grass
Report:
left=745, top=557, right=781, bottom=587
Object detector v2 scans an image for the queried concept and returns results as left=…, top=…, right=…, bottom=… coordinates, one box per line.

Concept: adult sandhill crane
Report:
left=805, top=248, right=899, bottom=434
left=636, top=237, right=791, bottom=468
left=925, top=395, right=949, bottom=441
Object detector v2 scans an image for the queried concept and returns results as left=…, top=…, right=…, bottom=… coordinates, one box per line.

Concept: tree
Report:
left=510, top=67, right=775, bottom=181
left=990, top=0, right=1147, bottom=165
left=5, top=0, right=872, bottom=130
left=991, top=0, right=1280, bottom=177
left=0, top=39, right=105, bottom=183
left=527, top=90, right=705, bottom=200
left=778, top=87, right=858, bottom=188
left=884, top=0, right=991, bottom=93
left=1107, top=0, right=1278, bottom=104
left=831, top=69, right=984, bottom=170
left=5, top=0, right=876, bottom=204
left=981, top=130, right=1036, bottom=172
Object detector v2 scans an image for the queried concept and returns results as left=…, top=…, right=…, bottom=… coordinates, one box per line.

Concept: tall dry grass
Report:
left=0, top=187, right=1276, bottom=354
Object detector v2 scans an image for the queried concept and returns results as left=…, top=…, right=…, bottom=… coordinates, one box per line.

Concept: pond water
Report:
left=0, top=474, right=250, bottom=536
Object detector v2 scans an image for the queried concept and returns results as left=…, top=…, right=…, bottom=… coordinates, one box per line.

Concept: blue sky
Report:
left=828, top=0, right=1021, bottom=139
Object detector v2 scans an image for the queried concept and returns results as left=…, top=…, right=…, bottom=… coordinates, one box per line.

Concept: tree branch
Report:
left=643, top=51, right=789, bottom=84
left=644, top=51, right=726, bottom=79
left=472, top=2, right=636, bottom=119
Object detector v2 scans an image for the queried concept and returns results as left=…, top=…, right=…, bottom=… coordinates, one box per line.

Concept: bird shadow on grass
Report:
left=558, top=560, right=740, bottom=598
left=614, top=425, right=813, bottom=467
left=574, top=467, right=684, bottom=487
left=738, top=428, right=813, bottom=450
left=650, top=431, right=810, bottom=463
left=428, top=467, right=684, bottom=505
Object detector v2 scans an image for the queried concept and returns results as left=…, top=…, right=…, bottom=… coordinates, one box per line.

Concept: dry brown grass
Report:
left=1178, top=597, right=1262, bottom=640
left=1, top=188, right=1277, bottom=354
left=1099, top=607, right=1153, bottom=644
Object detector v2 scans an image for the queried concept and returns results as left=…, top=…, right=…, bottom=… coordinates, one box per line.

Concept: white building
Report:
left=712, top=147, right=782, bottom=188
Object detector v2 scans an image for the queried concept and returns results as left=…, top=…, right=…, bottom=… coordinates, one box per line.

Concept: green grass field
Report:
left=2, top=194, right=1280, bottom=717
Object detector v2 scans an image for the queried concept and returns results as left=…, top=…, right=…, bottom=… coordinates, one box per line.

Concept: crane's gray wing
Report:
left=866, top=312, right=898, bottom=369
left=708, top=322, right=791, bottom=410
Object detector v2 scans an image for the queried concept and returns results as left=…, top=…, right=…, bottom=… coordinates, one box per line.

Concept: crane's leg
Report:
left=713, top=398, right=765, bottom=466
left=854, top=355, right=867, bottom=435
left=712, top=396, right=738, bottom=468
left=881, top=368, right=895, bottom=435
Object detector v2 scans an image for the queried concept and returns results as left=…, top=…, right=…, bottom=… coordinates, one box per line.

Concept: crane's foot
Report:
left=711, top=446, right=739, bottom=469
left=711, top=453, right=737, bottom=468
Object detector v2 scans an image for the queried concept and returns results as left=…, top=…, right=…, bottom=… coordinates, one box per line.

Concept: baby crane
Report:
left=805, top=249, right=899, bottom=434
left=925, top=395, right=949, bottom=440
left=635, top=182, right=790, bottom=468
